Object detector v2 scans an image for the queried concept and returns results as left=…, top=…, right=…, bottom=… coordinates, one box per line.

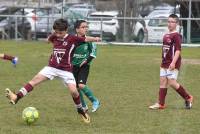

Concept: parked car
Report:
left=132, top=16, right=147, bottom=42
left=0, top=9, right=31, bottom=39
left=34, top=14, right=61, bottom=38
left=71, top=3, right=96, bottom=10
left=24, top=7, right=60, bottom=33
left=144, top=4, right=179, bottom=25
left=67, top=7, right=95, bottom=19
left=35, top=8, right=85, bottom=38
left=146, top=13, right=182, bottom=43
left=87, top=11, right=119, bottom=41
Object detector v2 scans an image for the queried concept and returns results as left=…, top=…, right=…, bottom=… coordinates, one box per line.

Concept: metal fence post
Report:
left=15, top=16, right=18, bottom=40
left=187, top=0, right=191, bottom=43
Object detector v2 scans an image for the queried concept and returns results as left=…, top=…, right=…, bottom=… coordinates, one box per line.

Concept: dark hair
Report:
left=74, top=20, right=87, bottom=29
left=53, top=18, right=68, bottom=31
left=169, top=14, right=179, bottom=22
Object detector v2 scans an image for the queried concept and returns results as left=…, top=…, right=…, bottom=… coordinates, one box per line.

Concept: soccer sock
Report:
left=175, top=85, right=190, bottom=100
left=72, top=95, right=82, bottom=108
left=159, top=88, right=167, bottom=105
left=79, top=90, right=87, bottom=107
left=3, top=54, right=14, bottom=61
left=81, top=86, right=97, bottom=103
left=17, top=83, right=33, bottom=99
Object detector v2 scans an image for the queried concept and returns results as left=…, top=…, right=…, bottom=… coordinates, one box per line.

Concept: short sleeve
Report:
left=174, top=34, right=182, bottom=51
left=69, top=35, right=85, bottom=45
left=47, top=34, right=56, bottom=43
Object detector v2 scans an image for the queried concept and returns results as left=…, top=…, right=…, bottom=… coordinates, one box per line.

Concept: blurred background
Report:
left=0, top=0, right=199, bottom=44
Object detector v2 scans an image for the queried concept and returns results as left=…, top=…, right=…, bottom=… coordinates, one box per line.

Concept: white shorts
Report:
left=39, top=66, right=76, bottom=85
left=160, top=68, right=179, bottom=80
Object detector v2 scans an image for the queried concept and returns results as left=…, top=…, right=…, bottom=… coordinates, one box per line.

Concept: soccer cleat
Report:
left=149, top=103, right=165, bottom=110
left=82, top=105, right=89, bottom=113
left=11, top=57, right=18, bottom=67
left=77, top=108, right=90, bottom=123
left=92, top=100, right=100, bottom=112
left=5, top=88, right=18, bottom=104
left=185, top=95, right=193, bottom=109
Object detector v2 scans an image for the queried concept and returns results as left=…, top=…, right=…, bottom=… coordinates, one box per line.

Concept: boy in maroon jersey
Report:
left=0, top=53, right=18, bottom=67
left=149, top=14, right=193, bottom=110
left=5, top=18, right=100, bottom=123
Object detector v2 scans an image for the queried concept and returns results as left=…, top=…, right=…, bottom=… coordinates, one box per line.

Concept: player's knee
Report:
left=78, top=84, right=85, bottom=89
left=168, top=79, right=179, bottom=89
left=71, top=90, right=79, bottom=98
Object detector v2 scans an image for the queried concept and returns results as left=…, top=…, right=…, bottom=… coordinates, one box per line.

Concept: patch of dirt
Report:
left=154, top=58, right=200, bottom=65
left=182, top=59, right=200, bottom=65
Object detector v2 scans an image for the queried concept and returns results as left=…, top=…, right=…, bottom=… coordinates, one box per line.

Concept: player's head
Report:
left=53, top=18, right=68, bottom=38
left=74, top=20, right=88, bottom=36
left=168, top=14, right=179, bottom=32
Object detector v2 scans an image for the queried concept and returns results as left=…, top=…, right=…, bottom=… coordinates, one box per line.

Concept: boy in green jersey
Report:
left=72, top=20, right=100, bottom=112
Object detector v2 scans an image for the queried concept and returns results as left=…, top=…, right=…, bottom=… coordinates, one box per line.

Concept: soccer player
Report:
left=73, top=20, right=100, bottom=112
left=5, top=18, right=101, bottom=123
left=0, top=53, right=18, bottom=67
left=149, top=14, right=193, bottom=110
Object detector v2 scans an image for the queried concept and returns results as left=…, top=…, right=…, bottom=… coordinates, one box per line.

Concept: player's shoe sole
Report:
left=149, top=103, right=165, bottom=110
left=77, top=108, right=90, bottom=123
left=185, top=95, right=193, bottom=109
left=79, top=113, right=90, bottom=123
left=5, top=88, right=18, bottom=104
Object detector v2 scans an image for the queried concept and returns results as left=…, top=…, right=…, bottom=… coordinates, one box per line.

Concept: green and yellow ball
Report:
left=22, top=107, right=39, bottom=125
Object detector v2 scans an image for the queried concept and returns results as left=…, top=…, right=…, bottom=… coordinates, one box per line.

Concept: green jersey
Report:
left=72, top=42, right=97, bottom=66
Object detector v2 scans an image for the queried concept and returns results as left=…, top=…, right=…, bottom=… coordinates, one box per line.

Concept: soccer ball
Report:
left=22, top=107, right=39, bottom=125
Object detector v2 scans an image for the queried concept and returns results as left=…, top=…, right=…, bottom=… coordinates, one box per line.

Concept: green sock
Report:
left=79, top=90, right=87, bottom=107
left=81, top=86, right=97, bottom=103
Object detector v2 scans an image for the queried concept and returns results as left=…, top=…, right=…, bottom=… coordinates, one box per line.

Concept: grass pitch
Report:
left=0, top=40, right=200, bottom=134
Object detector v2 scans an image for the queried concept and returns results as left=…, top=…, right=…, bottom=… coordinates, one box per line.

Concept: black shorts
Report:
left=73, top=65, right=90, bottom=85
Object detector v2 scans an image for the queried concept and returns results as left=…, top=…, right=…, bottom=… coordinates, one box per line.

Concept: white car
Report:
left=146, top=14, right=182, bottom=43
left=87, top=11, right=119, bottom=41
left=24, top=8, right=46, bottom=32
left=132, top=17, right=147, bottom=43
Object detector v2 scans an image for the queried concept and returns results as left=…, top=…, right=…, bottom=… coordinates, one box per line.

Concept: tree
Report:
left=115, top=0, right=140, bottom=41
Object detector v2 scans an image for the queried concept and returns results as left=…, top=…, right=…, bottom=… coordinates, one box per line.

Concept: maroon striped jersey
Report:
left=47, top=34, right=85, bottom=72
left=161, top=32, right=182, bottom=70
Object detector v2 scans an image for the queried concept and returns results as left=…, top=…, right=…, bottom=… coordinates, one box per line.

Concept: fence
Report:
left=0, top=14, right=200, bottom=46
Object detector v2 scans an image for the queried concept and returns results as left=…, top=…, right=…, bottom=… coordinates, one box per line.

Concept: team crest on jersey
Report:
left=166, top=38, right=171, bottom=44
left=63, top=41, right=68, bottom=46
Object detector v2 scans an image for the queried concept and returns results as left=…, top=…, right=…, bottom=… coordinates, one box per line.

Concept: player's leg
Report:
left=168, top=70, right=193, bottom=109
left=6, top=73, right=48, bottom=104
left=5, top=66, right=53, bottom=104
left=0, top=53, right=18, bottom=66
left=73, top=66, right=88, bottom=111
left=79, top=89, right=88, bottom=112
left=77, top=65, right=100, bottom=112
left=67, top=83, right=90, bottom=123
left=60, top=70, right=90, bottom=123
left=149, top=68, right=168, bottom=109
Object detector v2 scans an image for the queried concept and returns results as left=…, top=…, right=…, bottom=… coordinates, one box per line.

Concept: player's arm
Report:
left=74, top=36, right=100, bottom=46
left=80, top=43, right=97, bottom=67
left=80, top=56, right=94, bottom=67
left=169, top=34, right=182, bottom=70
left=47, top=33, right=55, bottom=43
left=85, top=36, right=101, bottom=42
left=169, top=50, right=180, bottom=70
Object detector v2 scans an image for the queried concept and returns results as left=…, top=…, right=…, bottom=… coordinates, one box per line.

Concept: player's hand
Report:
left=169, top=63, right=175, bottom=70
left=95, top=37, right=101, bottom=42
left=80, top=60, right=87, bottom=67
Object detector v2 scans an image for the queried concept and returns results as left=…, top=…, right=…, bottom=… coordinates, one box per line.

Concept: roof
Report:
left=90, top=11, right=118, bottom=16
